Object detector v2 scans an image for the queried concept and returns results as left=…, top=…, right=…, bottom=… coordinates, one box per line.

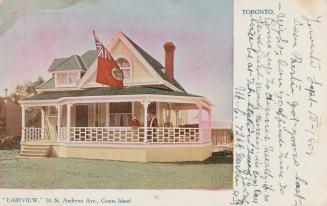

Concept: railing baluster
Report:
left=22, top=127, right=206, bottom=145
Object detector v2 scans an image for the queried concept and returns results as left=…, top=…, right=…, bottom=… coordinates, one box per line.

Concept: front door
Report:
left=76, top=105, right=88, bottom=127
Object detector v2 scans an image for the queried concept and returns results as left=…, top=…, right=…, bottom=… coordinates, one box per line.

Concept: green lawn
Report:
left=0, top=150, right=232, bottom=189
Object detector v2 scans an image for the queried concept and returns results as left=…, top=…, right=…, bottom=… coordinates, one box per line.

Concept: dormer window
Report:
left=116, top=57, right=131, bottom=80
left=55, top=71, right=81, bottom=87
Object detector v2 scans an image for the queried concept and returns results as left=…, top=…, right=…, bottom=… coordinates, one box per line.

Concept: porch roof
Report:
left=27, top=86, right=201, bottom=101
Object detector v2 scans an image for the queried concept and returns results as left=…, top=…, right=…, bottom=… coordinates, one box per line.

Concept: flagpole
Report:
left=94, top=30, right=106, bottom=92
left=93, top=30, right=124, bottom=89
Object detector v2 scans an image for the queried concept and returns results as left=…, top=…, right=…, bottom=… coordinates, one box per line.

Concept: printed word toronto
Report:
left=242, top=9, right=274, bottom=15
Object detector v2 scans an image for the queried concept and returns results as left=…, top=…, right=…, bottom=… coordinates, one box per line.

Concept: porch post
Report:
left=156, top=102, right=160, bottom=126
left=57, top=105, right=61, bottom=141
left=41, top=107, right=45, bottom=139
left=21, top=106, right=26, bottom=141
left=208, top=108, right=212, bottom=128
left=132, top=102, right=135, bottom=117
left=198, top=105, right=203, bottom=142
left=67, top=103, right=72, bottom=142
left=105, top=102, right=110, bottom=127
left=168, top=103, right=172, bottom=125
left=208, top=107, right=212, bottom=143
left=142, top=101, right=150, bottom=143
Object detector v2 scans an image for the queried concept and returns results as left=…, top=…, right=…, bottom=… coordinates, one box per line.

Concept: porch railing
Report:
left=23, top=128, right=47, bottom=141
left=59, top=127, right=68, bottom=142
left=63, top=127, right=208, bottom=144
left=22, top=127, right=211, bottom=144
left=68, top=127, right=140, bottom=143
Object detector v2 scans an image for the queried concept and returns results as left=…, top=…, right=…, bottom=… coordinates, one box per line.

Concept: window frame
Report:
left=115, top=56, right=132, bottom=82
left=109, top=102, right=132, bottom=127
left=55, top=71, right=81, bottom=87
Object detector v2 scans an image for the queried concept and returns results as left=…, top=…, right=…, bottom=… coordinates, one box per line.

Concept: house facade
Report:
left=19, top=32, right=213, bottom=162
left=0, top=98, right=22, bottom=136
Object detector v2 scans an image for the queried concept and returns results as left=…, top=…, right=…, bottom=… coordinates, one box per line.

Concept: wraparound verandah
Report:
left=20, top=94, right=213, bottom=145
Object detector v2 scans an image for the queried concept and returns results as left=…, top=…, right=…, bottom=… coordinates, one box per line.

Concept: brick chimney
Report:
left=164, top=42, right=175, bottom=81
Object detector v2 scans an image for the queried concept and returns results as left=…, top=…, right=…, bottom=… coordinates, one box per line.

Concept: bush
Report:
left=0, top=135, right=21, bottom=149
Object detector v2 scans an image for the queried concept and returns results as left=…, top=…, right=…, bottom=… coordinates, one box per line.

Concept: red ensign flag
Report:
left=93, top=31, right=124, bottom=88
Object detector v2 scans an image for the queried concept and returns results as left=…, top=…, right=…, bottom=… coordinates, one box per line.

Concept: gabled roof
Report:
left=48, top=54, right=87, bottom=72
left=81, top=50, right=97, bottom=68
left=42, top=32, right=187, bottom=93
left=48, top=58, right=66, bottom=71
left=37, top=76, right=55, bottom=89
left=122, top=33, right=186, bottom=93
left=29, top=86, right=200, bottom=100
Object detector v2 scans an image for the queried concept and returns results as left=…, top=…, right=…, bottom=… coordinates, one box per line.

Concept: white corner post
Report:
left=21, top=105, right=26, bottom=141
left=168, top=103, right=172, bottom=125
left=41, top=107, right=45, bottom=140
left=132, top=102, right=135, bottom=117
left=56, top=105, right=61, bottom=141
left=105, top=102, right=110, bottom=127
left=198, top=104, right=203, bottom=143
left=156, top=102, right=160, bottom=126
left=142, top=101, right=150, bottom=143
left=208, top=107, right=212, bottom=143
left=208, top=107, right=212, bottom=128
left=67, top=103, right=72, bottom=142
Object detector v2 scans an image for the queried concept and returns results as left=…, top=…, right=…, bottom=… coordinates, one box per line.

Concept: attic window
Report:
left=116, top=58, right=131, bottom=80
left=56, top=72, right=80, bottom=86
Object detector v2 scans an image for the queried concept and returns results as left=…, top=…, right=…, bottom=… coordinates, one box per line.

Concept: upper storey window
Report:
left=56, top=72, right=80, bottom=87
left=116, top=58, right=131, bottom=80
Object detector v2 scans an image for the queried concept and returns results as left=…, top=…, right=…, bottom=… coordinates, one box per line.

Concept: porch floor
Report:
left=0, top=150, right=232, bottom=189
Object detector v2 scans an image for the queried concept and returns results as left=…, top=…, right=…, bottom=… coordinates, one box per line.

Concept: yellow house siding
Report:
left=182, top=111, right=188, bottom=125
left=97, top=103, right=106, bottom=126
left=111, top=40, right=154, bottom=81
left=134, top=102, right=144, bottom=126
left=48, top=144, right=212, bottom=162
left=170, top=111, right=177, bottom=126
left=88, top=103, right=94, bottom=126
left=160, top=102, right=168, bottom=125
left=83, top=39, right=158, bottom=87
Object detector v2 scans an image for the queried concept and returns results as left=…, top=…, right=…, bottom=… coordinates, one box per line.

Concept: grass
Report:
left=0, top=150, right=232, bottom=189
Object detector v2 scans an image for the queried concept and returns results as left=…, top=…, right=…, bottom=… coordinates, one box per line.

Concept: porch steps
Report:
left=19, top=144, right=51, bottom=158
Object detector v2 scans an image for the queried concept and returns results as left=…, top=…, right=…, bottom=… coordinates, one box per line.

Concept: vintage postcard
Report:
left=233, top=0, right=327, bottom=205
left=0, top=0, right=233, bottom=205
left=0, top=0, right=326, bottom=205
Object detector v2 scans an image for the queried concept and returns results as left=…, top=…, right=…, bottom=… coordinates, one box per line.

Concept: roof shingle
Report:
left=81, top=50, right=97, bottom=68
left=37, top=76, right=55, bottom=89
left=48, top=55, right=86, bottom=72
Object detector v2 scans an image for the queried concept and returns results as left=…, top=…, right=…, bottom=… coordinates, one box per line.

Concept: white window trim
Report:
left=114, top=55, right=132, bottom=82
left=55, top=71, right=81, bottom=88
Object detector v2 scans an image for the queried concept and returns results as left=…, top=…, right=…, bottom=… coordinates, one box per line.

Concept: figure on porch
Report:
left=131, top=115, right=140, bottom=127
left=149, top=113, right=158, bottom=127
